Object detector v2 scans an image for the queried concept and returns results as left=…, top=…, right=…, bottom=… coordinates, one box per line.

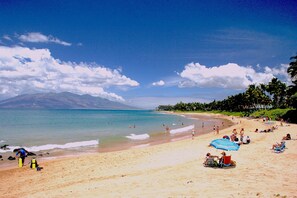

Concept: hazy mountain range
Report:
left=0, top=92, right=138, bottom=110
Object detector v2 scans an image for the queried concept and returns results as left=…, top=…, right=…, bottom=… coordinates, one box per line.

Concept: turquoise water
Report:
left=0, top=109, right=222, bottom=154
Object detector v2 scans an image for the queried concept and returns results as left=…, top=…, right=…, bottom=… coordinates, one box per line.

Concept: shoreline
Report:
left=0, top=113, right=296, bottom=197
left=0, top=112, right=233, bottom=170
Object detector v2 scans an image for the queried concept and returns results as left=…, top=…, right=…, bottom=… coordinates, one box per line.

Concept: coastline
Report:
left=0, top=113, right=296, bottom=197
left=0, top=111, right=232, bottom=169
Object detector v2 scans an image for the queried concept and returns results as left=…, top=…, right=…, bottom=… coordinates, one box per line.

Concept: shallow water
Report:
left=0, top=109, right=231, bottom=168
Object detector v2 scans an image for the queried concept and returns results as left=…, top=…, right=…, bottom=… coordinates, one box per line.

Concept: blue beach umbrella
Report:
left=210, top=138, right=239, bottom=151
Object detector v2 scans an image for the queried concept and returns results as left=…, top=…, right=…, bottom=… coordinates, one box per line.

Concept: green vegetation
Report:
left=250, top=109, right=292, bottom=120
left=157, top=54, right=297, bottom=123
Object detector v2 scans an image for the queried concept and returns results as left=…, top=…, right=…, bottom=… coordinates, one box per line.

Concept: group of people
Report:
left=271, top=133, right=291, bottom=150
left=213, top=125, right=219, bottom=135
left=213, top=123, right=224, bottom=135
left=255, top=125, right=278, bottom=133
left=203, top=151, right=235, bottom=167
left=223, top=128, right=250, bottom=145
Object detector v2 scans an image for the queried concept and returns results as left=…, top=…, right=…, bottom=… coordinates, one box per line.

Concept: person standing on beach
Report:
left=16, top=148, right=28, bottom=166
left=216, top=126, right=220, bottom=135
left=240, top=128, right=244, bottom=140
left=191, top=129, right=195, bottom=140
left=232, top=129, right=237, bottom=135
left=213, top=125, right=216, bottom=134
left=165, top=126, right=170, bottom=133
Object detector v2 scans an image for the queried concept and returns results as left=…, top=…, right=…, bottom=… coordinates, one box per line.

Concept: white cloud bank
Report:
left=0, top=46, right=139, bottom=101
left=179, top=62, right=289, bottom=89
left=152, top=80, right=165, bottom=86
left=19, top=32, right=72, bottom=46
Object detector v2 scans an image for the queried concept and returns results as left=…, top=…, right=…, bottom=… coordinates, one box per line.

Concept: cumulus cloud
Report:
left=179, top=62, right=288, bottom=89
left=19, top=32, right=71, bottom=46
left=152, top=80, right=165, bottom=86
left=264, top=64, right=291, bottom=84
left=0, top=46, right=139, bottom=101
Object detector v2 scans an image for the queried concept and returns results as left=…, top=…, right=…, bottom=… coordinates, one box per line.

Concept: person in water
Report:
left=16, top=148, right=28, bottom=165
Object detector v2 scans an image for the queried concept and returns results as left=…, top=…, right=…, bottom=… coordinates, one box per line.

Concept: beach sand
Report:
left=0, top=113, right=296, bottom=198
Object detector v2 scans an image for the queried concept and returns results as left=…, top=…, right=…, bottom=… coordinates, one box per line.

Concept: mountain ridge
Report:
left=0, top=92, right=138, bottom=110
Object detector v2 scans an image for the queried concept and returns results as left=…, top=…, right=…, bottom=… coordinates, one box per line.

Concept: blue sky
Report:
left=0, top=0, right=296, bottom=109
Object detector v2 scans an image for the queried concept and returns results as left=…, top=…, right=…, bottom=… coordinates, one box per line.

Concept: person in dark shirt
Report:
left=16, top=148, right=28, bottom=165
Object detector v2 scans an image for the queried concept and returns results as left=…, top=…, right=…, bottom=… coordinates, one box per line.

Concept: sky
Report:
left=0, top=0, right=297, bottom=109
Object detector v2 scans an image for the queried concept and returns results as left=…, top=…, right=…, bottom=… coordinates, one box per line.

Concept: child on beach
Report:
left=192, top=129, right=195, bottom=140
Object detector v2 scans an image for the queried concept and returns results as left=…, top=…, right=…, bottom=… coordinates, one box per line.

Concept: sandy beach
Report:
left=0, top=113, right=296, bottom=198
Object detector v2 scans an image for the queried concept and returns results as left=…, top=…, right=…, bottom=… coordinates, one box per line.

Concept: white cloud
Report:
left=0, top=46, right=139, bottom=101
left=3, top=35, right=12, bottom=41
left=264, top=64, right=291, bottom=84
left=179, top=62, right=288, bottom=89
left=19, top=32, right=72, bottom=46
left=152, top=80, right=165, bottom=86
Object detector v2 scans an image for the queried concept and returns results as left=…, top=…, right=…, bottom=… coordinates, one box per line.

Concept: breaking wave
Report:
left=170, top=125, right=195, bottom=134
left=0, top=140, right=99, bottom=153
left=125, top=133, right=150, bottom=140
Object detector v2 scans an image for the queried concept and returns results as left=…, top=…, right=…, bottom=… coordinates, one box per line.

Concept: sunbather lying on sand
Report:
left=282, top=133, right=291, bottom=140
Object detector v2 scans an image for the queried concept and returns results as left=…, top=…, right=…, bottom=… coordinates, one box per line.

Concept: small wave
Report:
left=126, top=133, right=150, bottom=140
left=0, top=140, right=99, bottom=153
left=0, top=140, right=5, bottom=143
left=170, top=124, right=195, bottom=134
left=131, top=143, right=150, bottom=148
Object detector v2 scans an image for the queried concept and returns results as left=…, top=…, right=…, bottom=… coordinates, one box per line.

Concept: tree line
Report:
left=157, top=55, right=297, bottom=113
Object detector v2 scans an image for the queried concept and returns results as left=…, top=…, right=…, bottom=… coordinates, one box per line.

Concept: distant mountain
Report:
left=0, top=92, right=138, bottom=110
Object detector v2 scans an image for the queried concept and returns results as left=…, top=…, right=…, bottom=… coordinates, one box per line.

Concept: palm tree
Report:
left=287, top=54, right=297, bottom=108
left=264, top=78, right=287, bottom=108
left=288, top=54, right=297, bottom=81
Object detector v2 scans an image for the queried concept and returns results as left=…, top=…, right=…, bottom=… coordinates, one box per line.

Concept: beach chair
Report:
left=220, top=156, right=236, bottom=168
left=274, top=142, right=286, bottom=153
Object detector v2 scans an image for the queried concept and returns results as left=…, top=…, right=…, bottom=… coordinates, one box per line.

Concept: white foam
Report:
left=0, top=140, right=5, bottom=143
left=131, top=143, right=150, bottom=148
left=126, top=133, right=150, bottom=140
left=0, top=140, right=99, bottom=153
left=170, top=124, right=195, bottom=134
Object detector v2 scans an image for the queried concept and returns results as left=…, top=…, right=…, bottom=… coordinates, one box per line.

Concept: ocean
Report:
left=0, top=109, right=228, bottom=166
